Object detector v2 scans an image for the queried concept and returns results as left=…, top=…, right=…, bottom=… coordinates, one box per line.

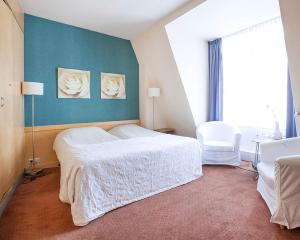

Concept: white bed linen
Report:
left=54, top=126, right=119, bottom=147
left=54, top=133, right=202, bottom=226
left=108, top=124, right=162, bottom=139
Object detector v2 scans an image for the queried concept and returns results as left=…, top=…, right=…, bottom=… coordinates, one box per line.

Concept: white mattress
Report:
left=108, top=124, right=162, bottom=139
left=54, top=129, right=202, bottom=226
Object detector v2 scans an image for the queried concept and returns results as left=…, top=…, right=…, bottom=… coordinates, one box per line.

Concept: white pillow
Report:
left=108, top=124, right=162, bottom=139
left=53, top=126, right=119, bottom=150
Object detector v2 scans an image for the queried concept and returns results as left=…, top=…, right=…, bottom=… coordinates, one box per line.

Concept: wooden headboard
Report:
left=24, top=119, right=140, bottom=169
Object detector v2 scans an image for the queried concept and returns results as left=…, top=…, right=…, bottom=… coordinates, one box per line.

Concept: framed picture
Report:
left=101, top=72, right=126, bottom=99
left=57, top=67, right=90, bottom=98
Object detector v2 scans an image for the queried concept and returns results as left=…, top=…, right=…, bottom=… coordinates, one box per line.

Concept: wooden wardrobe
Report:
left=0, top=0, right=24, bottom=205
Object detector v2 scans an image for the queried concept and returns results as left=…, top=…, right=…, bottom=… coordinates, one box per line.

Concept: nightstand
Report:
left=154, top=128, right=175, bottom=134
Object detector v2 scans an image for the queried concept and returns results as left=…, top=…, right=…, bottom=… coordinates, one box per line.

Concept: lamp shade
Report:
left=22, top=82, right=44, bottom=96
left=148, top=88, right=160, bottom=97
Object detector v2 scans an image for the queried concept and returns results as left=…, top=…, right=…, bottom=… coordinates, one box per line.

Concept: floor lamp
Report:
left=22, top=82, right=44, bottom=178
left=148, top=88, right=160, bottom=130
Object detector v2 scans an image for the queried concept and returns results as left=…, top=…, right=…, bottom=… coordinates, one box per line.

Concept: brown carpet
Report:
left=1, top=165, right=300, bottom=240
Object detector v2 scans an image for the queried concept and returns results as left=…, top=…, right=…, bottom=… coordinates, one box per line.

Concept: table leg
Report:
left=252, top=142, right=259, bottom=170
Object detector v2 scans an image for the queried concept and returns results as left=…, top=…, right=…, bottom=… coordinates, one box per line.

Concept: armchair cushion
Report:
left=203, top=140, right=234, bottom=152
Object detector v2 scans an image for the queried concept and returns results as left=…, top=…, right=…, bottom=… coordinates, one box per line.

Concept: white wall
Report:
left=279, top=0, right=300, bottom=117
left=166, top=20, right=208, bottom=128
left=132, top=0, right=207, bottom=137
left=133, top=0, right=299, bottom=141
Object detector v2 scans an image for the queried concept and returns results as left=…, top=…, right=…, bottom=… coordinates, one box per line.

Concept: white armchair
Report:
left=296, top=113, right=300, bottom=136
left=196, top=121, right=241, bottom=166
left=257, top=137, right=300, bottom=229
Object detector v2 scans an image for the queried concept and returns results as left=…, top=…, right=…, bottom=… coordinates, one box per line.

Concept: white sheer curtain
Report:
left=222, top=18, right=287, bottom=131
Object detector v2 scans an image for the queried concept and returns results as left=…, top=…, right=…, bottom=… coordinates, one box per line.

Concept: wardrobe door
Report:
left=0, top=0, right=24, bottom=200
left=0, top=0, right=13, bottom=200
left=11, top=5, right=24, bottom=187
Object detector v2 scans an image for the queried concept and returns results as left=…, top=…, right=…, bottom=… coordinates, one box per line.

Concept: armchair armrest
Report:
left=196, top=128, right=204, bottom=146
left=271, top=155, right=300, bottom=229
left=232, top=126, right=241, bottom=136
left=295, top=113, right=300, bottom=137
left=233, top=128, right=241, bottom=151
left=277, top=155, right=300, bottom=165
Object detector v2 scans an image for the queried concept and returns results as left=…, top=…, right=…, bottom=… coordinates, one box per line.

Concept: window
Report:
left=222, top=18, right=287, bottom=131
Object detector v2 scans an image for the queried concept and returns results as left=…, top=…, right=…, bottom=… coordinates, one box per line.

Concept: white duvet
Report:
left=55, top=130, right=202, bottom=226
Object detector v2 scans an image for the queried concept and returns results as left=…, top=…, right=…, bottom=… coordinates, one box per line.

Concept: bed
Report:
left=53, top=125, right=202, bottom=226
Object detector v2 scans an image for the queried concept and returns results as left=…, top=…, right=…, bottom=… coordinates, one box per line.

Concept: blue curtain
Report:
left=208, top=38, right=223, bottom=121
left=286, top=71, right=297, bottom=138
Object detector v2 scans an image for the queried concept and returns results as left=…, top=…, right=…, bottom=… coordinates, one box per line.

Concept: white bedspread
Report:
left=56, top=134, right=202, bottom=226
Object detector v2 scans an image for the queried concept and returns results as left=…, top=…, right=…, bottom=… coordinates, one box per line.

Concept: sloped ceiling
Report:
left=19, top=0, right=190, bottom=39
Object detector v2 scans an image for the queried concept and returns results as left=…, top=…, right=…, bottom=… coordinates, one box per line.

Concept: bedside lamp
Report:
left=148, top=87, right=160, bottom=130
left=22, top=82, right=44, bottom=177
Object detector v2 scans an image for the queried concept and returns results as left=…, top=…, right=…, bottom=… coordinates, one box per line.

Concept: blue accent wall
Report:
left=25, top=14, right=139, bottom=126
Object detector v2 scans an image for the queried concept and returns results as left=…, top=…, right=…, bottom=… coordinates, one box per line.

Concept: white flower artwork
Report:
left=101, top=72, right=126, bottom=99
left=58, top=68, right=90, bottom=98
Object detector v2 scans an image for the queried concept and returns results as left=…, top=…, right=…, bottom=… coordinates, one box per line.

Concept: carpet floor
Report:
left=0, top=165, right=300, bottom=240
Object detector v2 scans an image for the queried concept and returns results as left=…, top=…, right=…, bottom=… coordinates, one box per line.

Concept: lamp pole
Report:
left=31, top=95, right=35, bottom=169
left=152, top=96, right=155, bottom=130
left=22, top=82, right=44, bottom=179
left=148, top=88, right=160, bottom=130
